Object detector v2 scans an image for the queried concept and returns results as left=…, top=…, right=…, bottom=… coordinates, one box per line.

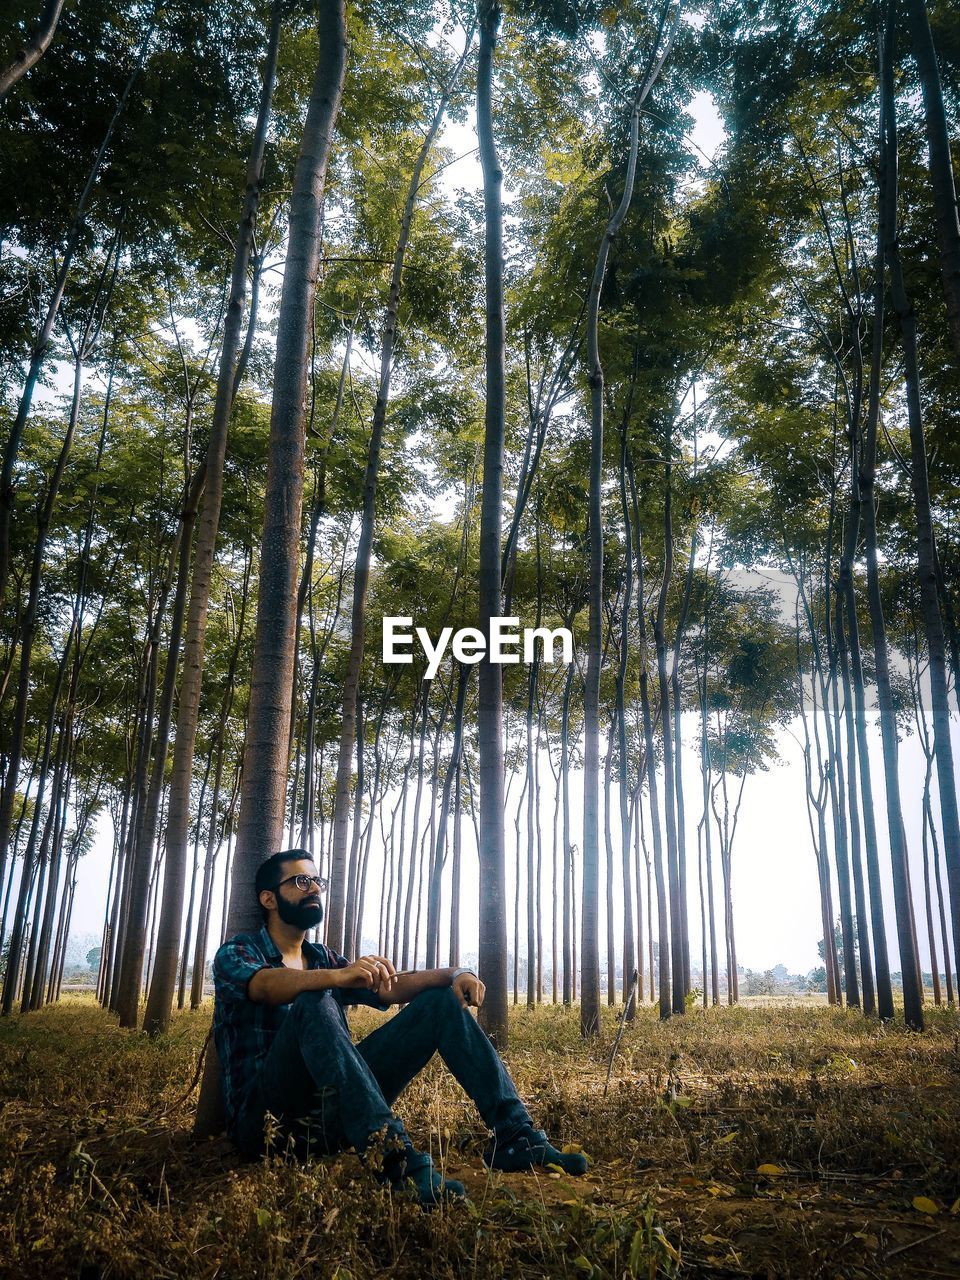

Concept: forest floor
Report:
left=0, top=995, right=958, bottom=1280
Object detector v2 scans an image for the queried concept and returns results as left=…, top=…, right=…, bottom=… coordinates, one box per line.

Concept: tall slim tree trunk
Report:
left=699, top=649, right=720, bottom=1006
left=194, top=0, right=347, bottom=1136
left=672, top=527, right=696, bottom=998
left=654, top=449, right=684, bottom=1016
left=616, top=440, right=636, bottom=1012
left=0, top=327, right=102, bottom=1012
left=401, top=690, right=430, bottom=968
left=603, top=726, right=617, bottom=1005
left=476, top=0, right=508, bottom=1047
left=449, top=761, right=462, bottom=966
left=884, top=84, right=960, bottom=992
left=116, top=472, right=201, bottom=1027
left=630, top=455, right=671, bottom=1017
left=905, top=0, right=960, bottom=364
left=582, top=92, right=642, bottom=1041
left=835, top=604, right=875, bottom=1013
left=560, top=657, right=574, bottom=1006
left=427, top=664, right=470, bottom=968
left=0, top=0, right=65, bottom=100
left=862, top=18, right=924, bottom=1030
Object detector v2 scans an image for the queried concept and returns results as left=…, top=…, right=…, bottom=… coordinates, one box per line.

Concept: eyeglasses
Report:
left=274, top=873, right=328, bottom=893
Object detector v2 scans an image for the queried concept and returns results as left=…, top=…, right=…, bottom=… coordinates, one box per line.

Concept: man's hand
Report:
left=336, top=954, right=397, bottom=996
left=452, top=971, right=485, bottom=1009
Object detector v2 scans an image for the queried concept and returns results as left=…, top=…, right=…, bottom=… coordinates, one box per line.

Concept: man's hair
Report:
left=254, top=848, right=313, bottom=913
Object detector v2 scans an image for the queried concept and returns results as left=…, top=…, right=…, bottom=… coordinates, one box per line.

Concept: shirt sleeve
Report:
left=213, top=937, right=267, bottom=1003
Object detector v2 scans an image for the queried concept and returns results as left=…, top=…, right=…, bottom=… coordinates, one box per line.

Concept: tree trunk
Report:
left=194, top=0, right=347, bottom=1136
left=116, top=472, right=202, bottom=1027
left=835, top=603, right=876, bottom=1013
left=629, top=454, right=671, bottom=1017
left=0, top=0, right=64, bottom=100
left=616, top=441, right=635, bottom=1012
left=427, top=664, right=470, bottom=968
left=654, top=449, right=684, bottom=1016
left=476, top=0, right=509, bottom=1047
left=582, top=89, right=642, bottom=1041
left=861, top=18, right=924, bottom=1030
left=672, top=527, right=696, bottom=998
left=603, top=724, right=617, bottom=1005
left=560, top=658, right=574, bottom=1005
left=884, top=82, right=960, bottom=997
left=905, top=0, right=960, bottom=364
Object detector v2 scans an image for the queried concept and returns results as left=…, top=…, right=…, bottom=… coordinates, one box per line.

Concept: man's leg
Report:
left=235, top=989, right=402, bottom=1158
left=354, top=985, right=532, bottom=1140
left=236, top=989, right=468, bottom=1202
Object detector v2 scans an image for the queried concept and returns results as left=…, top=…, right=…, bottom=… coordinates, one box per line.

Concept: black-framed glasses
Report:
left=275, top=873, right=328, bottom=893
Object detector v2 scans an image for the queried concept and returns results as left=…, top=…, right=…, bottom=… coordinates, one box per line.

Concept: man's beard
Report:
left=276, top=895, right=324, bottom=931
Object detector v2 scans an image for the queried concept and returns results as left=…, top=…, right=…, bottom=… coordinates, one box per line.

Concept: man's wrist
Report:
left=450, top=966, right=477, bottom=985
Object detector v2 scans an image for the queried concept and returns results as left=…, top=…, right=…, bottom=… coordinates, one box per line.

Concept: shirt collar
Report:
left=257, top=924, right=281, bottom=962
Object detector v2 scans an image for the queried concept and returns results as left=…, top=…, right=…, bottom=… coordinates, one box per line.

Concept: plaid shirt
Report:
left=212, top=925, right=387, bottom=1137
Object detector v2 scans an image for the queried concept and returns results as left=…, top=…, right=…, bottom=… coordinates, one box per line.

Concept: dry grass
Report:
left=1, top=994, right=958, bottom=1278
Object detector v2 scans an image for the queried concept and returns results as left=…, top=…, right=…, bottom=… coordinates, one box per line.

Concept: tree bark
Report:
left=0, top=0, right=64, bottom=101
left=905, top=0, right=960, bottom=364
left=582, top=93, right=641, bottom=1041
left=861, top=17, right=923, bottom=1030
left=194, top=0, right=347, bottom=1135
left=884, top=78, right=960, bottom=998
left=476, top=0, right=509, bottom=1047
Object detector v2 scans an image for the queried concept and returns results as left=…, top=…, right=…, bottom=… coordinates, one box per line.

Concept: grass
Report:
left=1, top=995, right=958, bottom=1278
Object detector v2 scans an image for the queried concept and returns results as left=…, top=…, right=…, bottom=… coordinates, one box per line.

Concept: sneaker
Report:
left=383, top=1147, right=467, bottom=1208
left=483, top=1125, right=588, bottom=1176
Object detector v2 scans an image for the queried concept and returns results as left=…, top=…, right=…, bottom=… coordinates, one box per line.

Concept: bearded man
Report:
left=212, top=848, right=587, bottom=1207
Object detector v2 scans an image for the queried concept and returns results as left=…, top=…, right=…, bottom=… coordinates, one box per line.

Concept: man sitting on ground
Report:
left=212, top=848, right=588, bottom=1206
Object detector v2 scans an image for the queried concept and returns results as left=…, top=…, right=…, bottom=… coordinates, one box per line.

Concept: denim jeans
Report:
left=234, top=984, right=532, bottom=1159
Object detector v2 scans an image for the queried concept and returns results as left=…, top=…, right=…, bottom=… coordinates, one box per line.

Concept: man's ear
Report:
left=259, top=888, right=276, bottom=915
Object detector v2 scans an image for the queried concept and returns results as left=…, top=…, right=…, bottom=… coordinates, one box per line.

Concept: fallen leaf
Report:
left=912, top=1196, right=939, bottom=1216
left=757, top=1164, right=784, bottom=1176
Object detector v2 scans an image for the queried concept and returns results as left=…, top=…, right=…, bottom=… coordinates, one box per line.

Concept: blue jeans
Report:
left=234, top=985, right=532, bottom=1159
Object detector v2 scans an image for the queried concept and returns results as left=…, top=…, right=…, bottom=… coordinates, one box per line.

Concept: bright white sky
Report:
left=52, top=92, right=958, bottom=985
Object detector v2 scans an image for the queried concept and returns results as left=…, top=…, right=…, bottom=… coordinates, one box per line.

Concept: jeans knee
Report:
left=412, top=984, right=461, bottom=1011
left=291, top=987, right=345, bottom=1028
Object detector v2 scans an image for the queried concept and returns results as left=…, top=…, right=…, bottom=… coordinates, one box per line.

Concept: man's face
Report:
left=269, top=859, right=324, bottom=931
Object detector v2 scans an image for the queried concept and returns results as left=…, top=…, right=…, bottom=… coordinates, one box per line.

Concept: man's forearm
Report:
left=247, top=965, right=342, bottom=1005
left=383, top=967, right=460, bottom=1005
